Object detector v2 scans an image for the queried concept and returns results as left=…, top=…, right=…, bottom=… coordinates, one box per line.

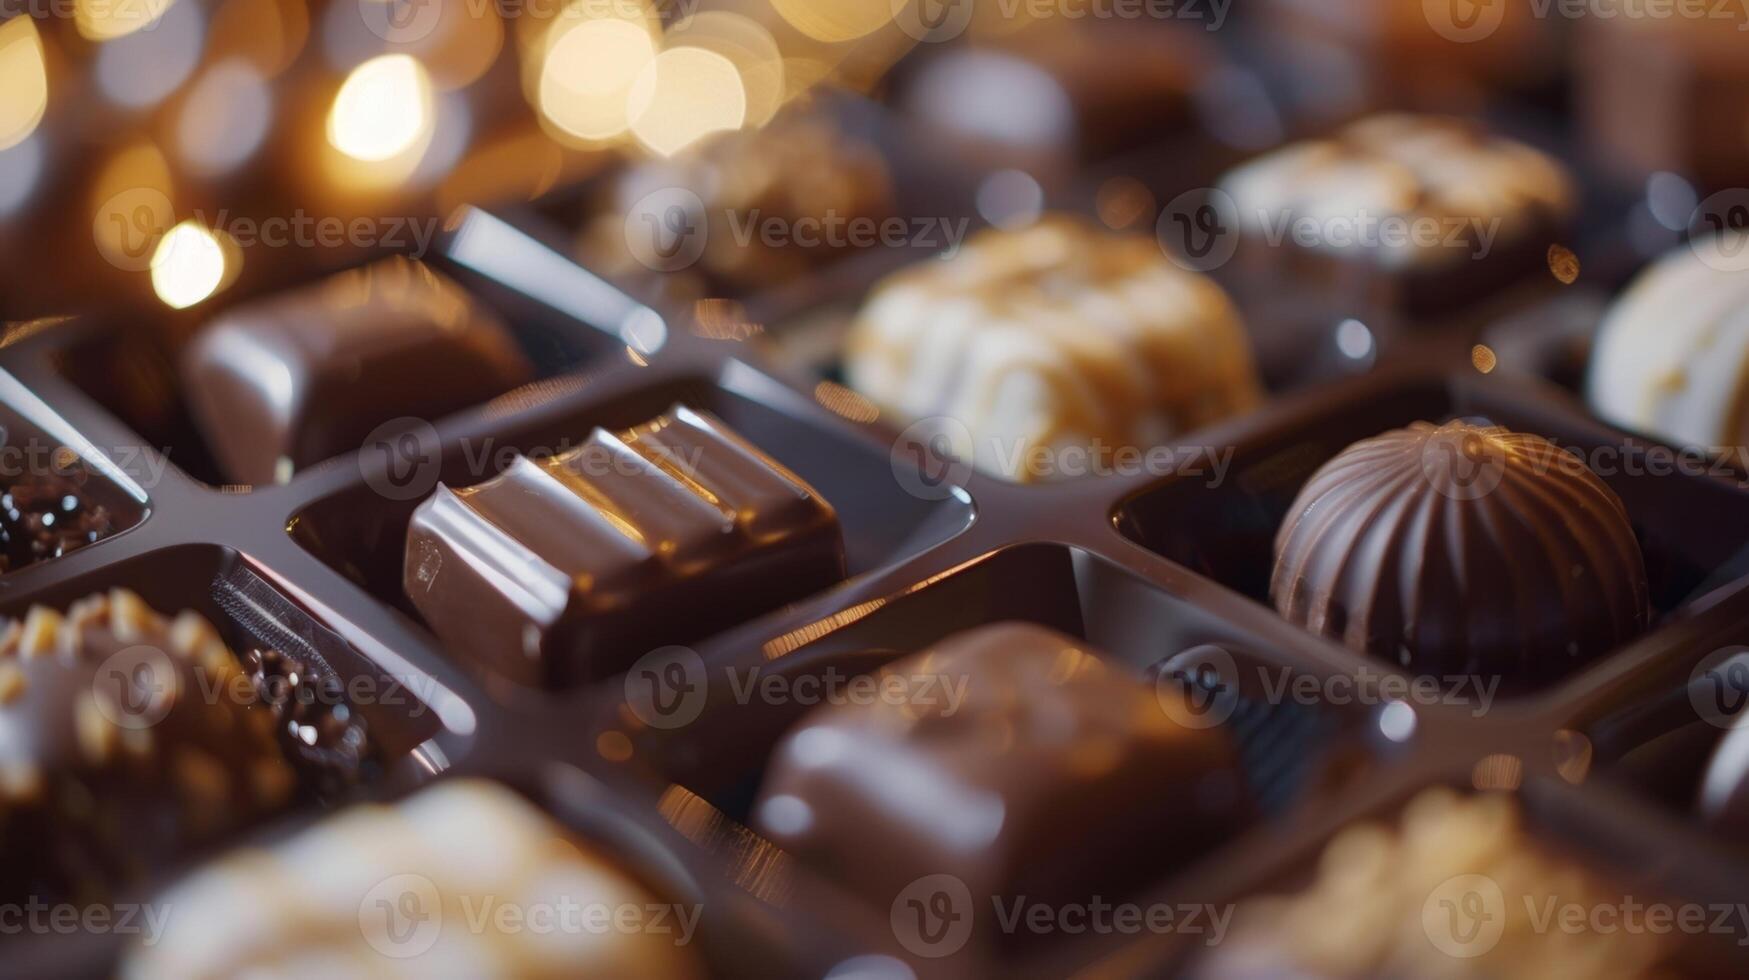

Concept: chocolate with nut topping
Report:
left=0, top=590, right=294, bottom=906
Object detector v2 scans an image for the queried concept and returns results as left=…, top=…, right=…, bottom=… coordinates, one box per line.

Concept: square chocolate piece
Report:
left=404, top=406, right=844, bottom=687
left=182, top=257, right=533, bottom=485
left=753, top=623, right=1248, bottom=927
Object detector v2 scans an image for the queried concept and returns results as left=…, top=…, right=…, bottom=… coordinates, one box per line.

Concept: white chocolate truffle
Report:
left=1219, top=114, right=1575, bottom=270
left=844, top=216, right=1262, bottom=483
left=124, top=780, right=704, bottom=980
left=1588, top=232, right=1749, bottom=457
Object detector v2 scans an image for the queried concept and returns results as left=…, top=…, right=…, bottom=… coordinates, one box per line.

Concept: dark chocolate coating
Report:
left=0, top=591, right=294, bottom=906
left=752, top=623, right=1247, bottom=922
left=181, top=257, right=533, bottom=485
left=404, top=406, right=844, bottom=688
left=1271, top=421, right=1650, bottom=682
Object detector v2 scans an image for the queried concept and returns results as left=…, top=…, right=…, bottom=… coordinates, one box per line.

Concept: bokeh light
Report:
left=0, top=17, right=49, bottom=152
left=0, top=135, right=44, bottom=218
left=768, top=0, right=895, bottom=43
left=536, top=13, right=658, bottom=145
left=664, top=12, right=785, bottom=128
left=77, top=0, right=177, bottom=40
left=207, top=0, right=309, bottom=78
left=150, top=220, right=230, bottom=309
left=94, top=0, right=207, bottom=108
left=178, top=59, right=273, bottom=176
left=627, top=47, right=747, bottom=157
left=327, top=54, right=434, bottom=163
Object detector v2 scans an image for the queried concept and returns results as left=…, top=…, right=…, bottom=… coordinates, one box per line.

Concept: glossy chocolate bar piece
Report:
left=182, top=257, right=534, bottom=486
left=752, top=623, right=1248, bottom=930
left=404, top=406, right=844, bottom=688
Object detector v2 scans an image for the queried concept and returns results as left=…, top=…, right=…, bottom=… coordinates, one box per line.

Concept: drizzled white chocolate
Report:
left=125, top=780, right=705, bottom=980
left=844, top=216, right=1261, bottom=483
left=1220, top=114, right=1575, bottom=269
left=1588, top=233, right=1749, bottom=458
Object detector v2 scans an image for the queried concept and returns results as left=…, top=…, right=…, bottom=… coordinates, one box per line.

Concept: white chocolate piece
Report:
left=1219, top=114, right=1575, bottom=269
left=124, top=780, right=704, bottom=980
left=1588, top=232, right=1749, bottom=456
left=845, top=217, right=1262, bottom=482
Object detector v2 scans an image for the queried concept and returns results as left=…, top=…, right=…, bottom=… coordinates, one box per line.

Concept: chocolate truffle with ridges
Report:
left=404, top=405, right=843, bottom=687
left=752, top=623, right=1248, bottom=923
left=1271, top=421, right=1650, bottom=684
left=0, top=590, right=294, bottom=906
left=123, top=779, right=705, bottom=979
left=181, top=256, right=534, bottom=486
left=1218, top=114, right=1574, bottom=315
left=844, top=216, right=1262, bottom=483
left=1587, top=232, right=1749, bottom=467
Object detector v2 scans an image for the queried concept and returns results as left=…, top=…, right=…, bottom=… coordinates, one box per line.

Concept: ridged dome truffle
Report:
left=1271, top=421, right=1650, bottom=682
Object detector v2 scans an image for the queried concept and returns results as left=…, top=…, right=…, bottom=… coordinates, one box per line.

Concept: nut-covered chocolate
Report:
left=181, top=256, right=534, bottom=486
left=404, top=405, right=844, bottom=687
left=845, top=216, right=1261, bottom=483
left=1195, top=788, right=1679, bottom=979
left=0, top=590, right=294, bottom=905
left=124, top=779, right=705, bottom=978
left=753, top=623, right=1248, bottom=923
left=0, top=467, right=117, bottom=573
left=583, top=111, right=893, bottom=296
left=1272, top=421, right=1650, bottom=682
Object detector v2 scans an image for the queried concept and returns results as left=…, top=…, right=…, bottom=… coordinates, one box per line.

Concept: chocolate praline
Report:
left=1271, top=421, right=1650, bottom=682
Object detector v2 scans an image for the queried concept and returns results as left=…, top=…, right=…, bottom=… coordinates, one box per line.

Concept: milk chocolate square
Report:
left=182, top=257, right=533, bottom=485
left=753, top=623, right=1248, bottom=921
left=404, top=406, right=843, bottom=687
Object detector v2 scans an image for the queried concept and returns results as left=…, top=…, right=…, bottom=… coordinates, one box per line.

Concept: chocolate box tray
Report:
left=6, top=104, right=1749, bottom=978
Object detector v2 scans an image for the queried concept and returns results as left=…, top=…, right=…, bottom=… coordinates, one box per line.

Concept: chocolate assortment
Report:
left=5, top=4, right=1749, bottom=979
left=844, top=216, right=1262, bottom=482
left=1271, top=420, right=1651, bottom=686
left=404, top=405, right=844, bottom=687
left=753, top=622, right=1248, bottom=944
